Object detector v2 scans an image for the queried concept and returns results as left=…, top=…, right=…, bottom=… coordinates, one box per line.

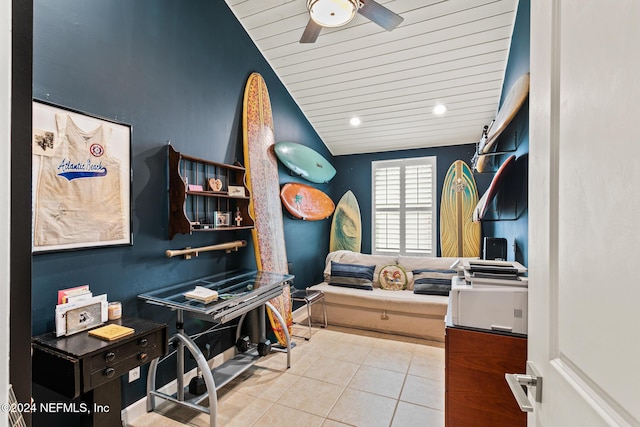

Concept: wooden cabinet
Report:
left=32, top=318, right=167, bottom=427
left=168, top=145, right=253, bottom=239
left=445, top=326, right=527, bottom=427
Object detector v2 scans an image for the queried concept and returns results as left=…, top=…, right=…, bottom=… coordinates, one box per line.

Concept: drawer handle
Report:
left=138, top=338, right=148, bottom=347
left=104, top=367, right=116, bottom=379
left=138, top=352, right=148, bottom=362
left=105, top=352, right=116, bottom=362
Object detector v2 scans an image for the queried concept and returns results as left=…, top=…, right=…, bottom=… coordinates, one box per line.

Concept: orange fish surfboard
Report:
left=242, top=73, right=292, bottom=345
left=280, top=182, right=335, bottom=221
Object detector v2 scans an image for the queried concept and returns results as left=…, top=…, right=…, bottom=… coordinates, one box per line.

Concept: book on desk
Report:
left=184, top=286, right=219, bottom=304
left=88, top=324, right=135, bottom=341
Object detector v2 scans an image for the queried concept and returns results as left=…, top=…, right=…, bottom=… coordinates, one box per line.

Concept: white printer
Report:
left=449, top=260, right=528, bottom=335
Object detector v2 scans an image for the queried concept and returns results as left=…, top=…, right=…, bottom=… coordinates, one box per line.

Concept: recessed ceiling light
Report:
left=432, top=104, right=447, bottom=115
left=349, top=117, right=361, bottom=126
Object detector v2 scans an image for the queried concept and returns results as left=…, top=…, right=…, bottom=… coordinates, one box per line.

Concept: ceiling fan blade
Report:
left=300, top=19, right=322, bottom=43
left=358, top=0, right=404, bottom=31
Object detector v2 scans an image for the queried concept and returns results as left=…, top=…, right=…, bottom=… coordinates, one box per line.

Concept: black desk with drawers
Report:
left=32, top=317, right=167, bottom=427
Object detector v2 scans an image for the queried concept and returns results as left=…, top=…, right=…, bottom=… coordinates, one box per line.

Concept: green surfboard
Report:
left=274, top=141, right=336, bottom=184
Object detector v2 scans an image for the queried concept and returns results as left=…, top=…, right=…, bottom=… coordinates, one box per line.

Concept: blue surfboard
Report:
left=274, top=141, right=336, bottom=184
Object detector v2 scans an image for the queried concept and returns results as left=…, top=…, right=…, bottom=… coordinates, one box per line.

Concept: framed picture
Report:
left=32, top=100, right=133, bottom=253
left=214, top=211, right=231, bottom=227
left=227, top=185, right=245, bottom=197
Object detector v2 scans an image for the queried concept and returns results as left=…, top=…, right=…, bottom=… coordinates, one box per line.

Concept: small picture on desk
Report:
left=55, top=294, right=109, bottom=337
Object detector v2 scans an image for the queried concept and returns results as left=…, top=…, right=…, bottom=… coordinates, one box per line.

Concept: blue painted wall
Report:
left=481, top=0, right=530, bottom=265
left=32, top=0, right=330, bottom=411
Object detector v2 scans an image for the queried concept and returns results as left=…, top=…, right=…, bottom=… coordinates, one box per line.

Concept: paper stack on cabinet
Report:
left=461, top=259, right=528, bottom=287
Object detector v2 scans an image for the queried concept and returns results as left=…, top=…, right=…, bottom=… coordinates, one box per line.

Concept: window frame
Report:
left=371, top=156, right=437, bottom=257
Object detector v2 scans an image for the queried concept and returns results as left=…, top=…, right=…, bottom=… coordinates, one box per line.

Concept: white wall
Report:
left=0, top=0, right=11, bottom=424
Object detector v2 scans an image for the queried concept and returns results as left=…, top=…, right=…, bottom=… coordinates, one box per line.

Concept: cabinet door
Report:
left=445, top=327, right=526, bottom=427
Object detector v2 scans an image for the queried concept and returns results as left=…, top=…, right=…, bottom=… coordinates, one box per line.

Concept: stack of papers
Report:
left=57, top=284, right=92, bottom=304
left=461, top=260, right=528, bottom=287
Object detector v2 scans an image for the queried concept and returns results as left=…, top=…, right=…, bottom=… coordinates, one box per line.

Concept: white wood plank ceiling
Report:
left=225, top=0, right=519, bottom=156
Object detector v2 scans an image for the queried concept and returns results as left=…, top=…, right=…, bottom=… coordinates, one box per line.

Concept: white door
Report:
left=528, top=1, right=640, bottom=426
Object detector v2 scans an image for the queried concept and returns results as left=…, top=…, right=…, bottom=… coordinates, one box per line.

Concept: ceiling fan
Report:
left=300, top=0, right=404, bottom=43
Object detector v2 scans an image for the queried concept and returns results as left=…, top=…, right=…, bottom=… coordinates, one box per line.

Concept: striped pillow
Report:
left=328, top=261, right=375, bottom=290
left=413, top=268, right=457, bottom=296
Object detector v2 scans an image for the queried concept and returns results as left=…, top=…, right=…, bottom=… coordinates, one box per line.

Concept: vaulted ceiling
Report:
left=225, top=0, right=518, bottom=156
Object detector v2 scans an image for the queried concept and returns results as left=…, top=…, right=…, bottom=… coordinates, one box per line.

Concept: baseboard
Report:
left=120, top=346, right=236, bottom=424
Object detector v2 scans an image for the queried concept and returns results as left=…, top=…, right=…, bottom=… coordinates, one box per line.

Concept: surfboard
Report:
left=476, top=72, right=529, bottom=173
left=242, top=72, right=292, bottom=346
left=280, top=182, right=335, bottom=221
left=440, top=160, right=480, bottom=257
left=473, top=155, right=517, bottom=222
left=330, top=190, right=362, bottom=253
left=274, top=141, right=336, bottom=184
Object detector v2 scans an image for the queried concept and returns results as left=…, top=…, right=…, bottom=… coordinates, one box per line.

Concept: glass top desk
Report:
left=138, top=269, right=294, bottom=427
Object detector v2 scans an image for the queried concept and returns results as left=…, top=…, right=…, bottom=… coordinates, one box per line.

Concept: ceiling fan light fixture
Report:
left=307, top=0, right=359, bottom=28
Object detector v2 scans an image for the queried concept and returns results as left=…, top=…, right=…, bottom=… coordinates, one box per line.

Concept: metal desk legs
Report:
left=235, top=303, right=292, bottom=368
left=147, top=310, right=217, bottom=426
left=146, top=305, right=291, bottom=427
left=265, top=301, right=292, bottom=368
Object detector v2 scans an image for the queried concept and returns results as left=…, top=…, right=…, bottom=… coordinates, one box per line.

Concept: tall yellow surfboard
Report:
left=242, top=72, right=292, bottom=345
left=440, top=160, right=480, bottom=257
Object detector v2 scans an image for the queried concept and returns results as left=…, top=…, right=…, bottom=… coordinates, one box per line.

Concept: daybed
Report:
left=308, top=250, right=466, bottom=342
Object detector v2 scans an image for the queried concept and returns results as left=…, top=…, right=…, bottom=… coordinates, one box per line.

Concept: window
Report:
left=372, top=157, right=437, bottom=256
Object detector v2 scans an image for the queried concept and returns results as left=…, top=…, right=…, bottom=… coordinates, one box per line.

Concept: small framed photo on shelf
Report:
left=228, top=186, right=245, bottom=197
left=214, top=211, right=231, bottom=227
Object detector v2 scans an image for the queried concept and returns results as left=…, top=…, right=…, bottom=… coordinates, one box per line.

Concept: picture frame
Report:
left=227, top=185, right=245, bottom=197
left=208, top=177, right=223, bottom=192
left=214, top=211, right=231, bottom=227
left=32, top=100, right=133, bottom=253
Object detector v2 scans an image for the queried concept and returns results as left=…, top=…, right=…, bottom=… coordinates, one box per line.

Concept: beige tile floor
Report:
left=126, top=315, right=445, bottom=427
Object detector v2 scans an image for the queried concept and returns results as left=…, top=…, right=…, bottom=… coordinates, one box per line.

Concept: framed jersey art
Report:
left=32, top=100, right=132, bottom=252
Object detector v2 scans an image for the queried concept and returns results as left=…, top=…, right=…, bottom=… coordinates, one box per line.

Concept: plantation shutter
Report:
left=372, top=157, right=436, bottom=256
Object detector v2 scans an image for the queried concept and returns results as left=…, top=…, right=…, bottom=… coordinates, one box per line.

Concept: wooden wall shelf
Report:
left=168, top=145, right=253, bottom=239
